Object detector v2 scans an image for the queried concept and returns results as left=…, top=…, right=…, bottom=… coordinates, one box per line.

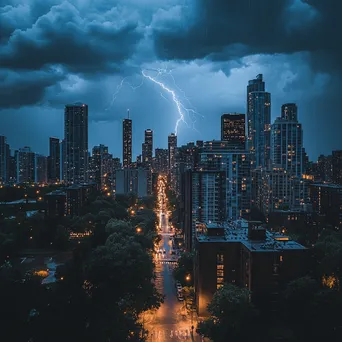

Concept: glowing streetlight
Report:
left=186, top=274, right=191, bottom=282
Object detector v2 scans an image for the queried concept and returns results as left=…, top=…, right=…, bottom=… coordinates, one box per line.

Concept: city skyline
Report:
left=1, top=1, right=342, bottom=161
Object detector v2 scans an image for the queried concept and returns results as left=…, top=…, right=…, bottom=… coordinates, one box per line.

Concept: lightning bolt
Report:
left=142, top=69, right=188, bottom=135
left=106, top=66, right=201, bottom=134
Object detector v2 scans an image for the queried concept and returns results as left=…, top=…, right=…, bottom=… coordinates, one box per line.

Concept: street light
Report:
left=186, top=274, right=191, bottom=282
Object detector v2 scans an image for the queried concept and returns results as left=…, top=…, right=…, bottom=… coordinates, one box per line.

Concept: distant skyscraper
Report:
left=142, top=129, right=153, bottom=168
left=64, top=103, right=88, bottom=184
left=221, top=113, right=246, bottom=149
left=0, top=135, right=10, bottom=183
left=247, top=74, right=271, bottom=168
left=123, top=113, right=132, bottom=168
left=155, top=148, right=168, bottom=174
left=17, top=147, right=35, bottom=183
left=48, top=137, right=60, bottom=183
left=271, top=104, right=303, bottom=177
left=332, top=150, right=342, bottom=184
left=247, top=91, right=271, bottom=168
left=35, top=155, right=48, bottom=183
left=168, top=133, right=177, bottom=190
left=92, top=144, right=112, bottom=190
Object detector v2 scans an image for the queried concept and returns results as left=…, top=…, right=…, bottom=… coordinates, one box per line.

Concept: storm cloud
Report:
left=0, top=0, right=341, bottom=159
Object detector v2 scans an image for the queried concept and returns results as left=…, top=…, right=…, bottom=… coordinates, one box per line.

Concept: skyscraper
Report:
left=17, top=147, right=35, bottom=183
left=142, top=129, right=153, bottom=168
left=92, top=144, right=112, bottom=190
left=35, top=155, right=48, bottom=183
left=154, top=148, right=168, bottom=174
left=0, top=135, right=10, bottom=183
left=123, top=113, right=132, bottom=168
left=221, top=113, right=246, bottom=149
left=168, top=133, right=177, bottom=190
left=271, top=104, right=303, bottom=177
left=64, top=103, right=88, bottom=184
left=247, top=91, right=271, bottom=168
left=48, top=137, right=60, bottom=183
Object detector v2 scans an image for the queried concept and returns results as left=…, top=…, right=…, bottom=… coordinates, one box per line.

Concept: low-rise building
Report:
left=45, top=190, right=66, bottom=218
left=194, top=220, right=307, bottom=316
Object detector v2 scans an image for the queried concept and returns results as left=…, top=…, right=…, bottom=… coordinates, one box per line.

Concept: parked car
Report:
left=177, top=295, right=184, bottom=301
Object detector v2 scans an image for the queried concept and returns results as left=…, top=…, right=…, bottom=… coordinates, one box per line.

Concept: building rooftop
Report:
left=45, top=190, right=66, bottom=196
left=197, top=221, right=306, bottom=252
left=310, top=183, right=342, bottom=189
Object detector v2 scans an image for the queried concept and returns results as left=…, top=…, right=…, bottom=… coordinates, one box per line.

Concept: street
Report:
left=144, top=176, right=203, bottom=342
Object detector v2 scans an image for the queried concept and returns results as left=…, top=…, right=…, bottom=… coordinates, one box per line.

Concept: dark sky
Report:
left=1, top=0, right=341, bottom=161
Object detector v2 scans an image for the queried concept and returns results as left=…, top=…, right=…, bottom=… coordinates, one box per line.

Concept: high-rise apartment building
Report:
left=123, top=115, right=132, bottom=168
left=35, top=155, right=48, bottom=183
left=92, top=144, right=112, bottom=190
left=0, top=135, right=10, bottom=183
left=64, top=103, right=88, bottom=184
left=332, top=150, right=342, bottom=185
left=221, top=113, right=246, bottom=149
left=317, top=154, right=333, bottom=182
left=271, top=103, right=303, bottom=177
left=200, top=141, right=251, bottom=220
left=115, top=168, right=148, bottom=197
left=247, top=75, right=271, bottom=168
left=154, top=148, right=168, bottom=174
left=142, top=129, right=153, bottom=168
left=17, top=147, right=35, bottom=183
left=168, top=133, right=177, bottom=190
left=48, top=137, right=60, bottom=183
left=183, top=170, right=226, bottom=251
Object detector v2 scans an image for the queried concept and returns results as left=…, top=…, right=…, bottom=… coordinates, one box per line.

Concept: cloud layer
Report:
left=0, top=0, right=341, bottom=160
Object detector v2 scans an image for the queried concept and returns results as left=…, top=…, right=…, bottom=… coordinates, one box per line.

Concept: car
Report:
left=176, top=284, right=182, bottom=291
left=177, top=295, right=184, bottom=301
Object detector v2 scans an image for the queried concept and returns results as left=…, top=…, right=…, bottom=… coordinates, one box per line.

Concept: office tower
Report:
left=183, top=170, right=226, bottom=251
left=221, top=113, right=246, bottom=149
left=123, top=112, right=132, bottom=168
left=61, top=139, right=66, bottom=182
left=332, top=150, right=342, bottom=184
left=48, top=137, right=60, bottom=183
left=200, top=141, right=251, bottom=220
left=247, top=74, right=271, bottom=168
left=194, top=221, right=307, bottom=316
left=168, top=133, right=177, bottom=190
left=142, top=129, right=153, bottom=168
left=310, top=183, right=342, bottom=229
left=112, top=157, right=121, bottom=170
left=64, top=103, right=88, bottom=184
left=35, top=155, right=48, bottom=183
left=92, top=144, right=112, bottom=190
left=271, top=104, right=303, bottom=177
left=0, top=135, right=10, bottom=183
left=17, top=147, right=35, bottom=183
left=154, top=148, right=168, bottom=174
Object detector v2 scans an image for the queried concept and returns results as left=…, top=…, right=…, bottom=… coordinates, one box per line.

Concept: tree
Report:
left=197, top=284, right=259, bottom=342
left=282, top=276, right=342, bottom=341
left=173, top=252, right=194, bottom=286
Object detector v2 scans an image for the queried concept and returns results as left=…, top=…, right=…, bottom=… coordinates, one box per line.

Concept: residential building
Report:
left=45, top=190, right=66, bottom=218
left=115, top=168, right=148, bottom=197
left=142, top=129, right=153, bottom=169
left=35, top=155, right=47, bottom=183
left=183, top=170, right=226, bottom=251
left=195, top=221, right=307, bottom=316
left=271, top=104, right=303, bottom=177
left=64, top=103, right=88, bottom=184
left=48, top=137, right=60, bottom=183
left=200, top=141, right=251, bottom=220
left=17, top=147, right=35, bottom=183
left=310, top=183, right=342, bottom=229
left=92, top=144, right=112, bottom=190
left=221, top=113, right=246, bottom=149
left=0, top=135, right=10, bottom=183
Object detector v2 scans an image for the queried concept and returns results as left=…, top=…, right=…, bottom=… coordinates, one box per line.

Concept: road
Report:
left=144, top=191, right=203, bottom=341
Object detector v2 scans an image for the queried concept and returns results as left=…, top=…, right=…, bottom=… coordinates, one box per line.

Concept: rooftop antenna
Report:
left=127, top=109, right=130, bottom=119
